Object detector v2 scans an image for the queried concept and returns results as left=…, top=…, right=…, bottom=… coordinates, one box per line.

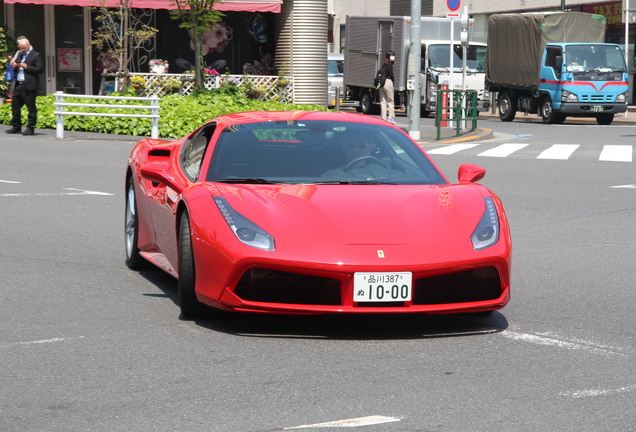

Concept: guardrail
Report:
left=53, top=92, right=160, bottom=139
left=436, top=89, right=478, bottom=140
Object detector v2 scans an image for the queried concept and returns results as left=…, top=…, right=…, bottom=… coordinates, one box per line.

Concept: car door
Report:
left=147, top=124, right=216, bottom=272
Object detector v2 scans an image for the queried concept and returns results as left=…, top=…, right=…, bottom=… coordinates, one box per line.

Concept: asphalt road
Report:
left=1, top=120, right=635, bottom=431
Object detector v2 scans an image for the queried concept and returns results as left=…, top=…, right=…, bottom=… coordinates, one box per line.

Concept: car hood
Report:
left=209, top=184, right=489, bottom=263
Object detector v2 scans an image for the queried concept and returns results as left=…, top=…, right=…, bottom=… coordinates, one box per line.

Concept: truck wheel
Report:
left=540, top=97, right=565, bottom=124
left=596, top=113, right=614, bottom=125
left=498, top=93, right=517, bottom=122
left=358, top=91, right=372, bottom=114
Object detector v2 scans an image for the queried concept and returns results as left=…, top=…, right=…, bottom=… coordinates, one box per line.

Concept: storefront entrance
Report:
left=7, top=3, right=90, bottom=95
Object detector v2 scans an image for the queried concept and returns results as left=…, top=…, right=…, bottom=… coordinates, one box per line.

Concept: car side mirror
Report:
left=140, top=162, right=181, bottom=191
left=458, top=163, right=486, bottom=183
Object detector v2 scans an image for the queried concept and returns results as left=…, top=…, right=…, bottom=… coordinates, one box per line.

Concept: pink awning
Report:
left=4, top=0, right=282, bottom=12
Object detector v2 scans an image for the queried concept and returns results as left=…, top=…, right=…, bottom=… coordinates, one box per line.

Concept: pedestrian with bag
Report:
left=376, top=50, right=396, bottom=123
left=6, top=37, right=43, bottom=136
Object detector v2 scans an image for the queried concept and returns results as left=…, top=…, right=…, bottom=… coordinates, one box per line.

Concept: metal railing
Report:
left=53, top=92, right=160, bottom=139
left=436, top=89, right=479, bottom=140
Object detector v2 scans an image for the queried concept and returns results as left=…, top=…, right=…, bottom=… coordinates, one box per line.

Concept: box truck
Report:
left=486, top=12, right=629, bottom=125
left=343, top=15, right=489, bottom=116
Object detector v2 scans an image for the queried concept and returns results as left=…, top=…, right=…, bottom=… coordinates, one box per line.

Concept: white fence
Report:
left=53, top=92, right=160, bottom=139
left=107, top=73, right=295, bottom=103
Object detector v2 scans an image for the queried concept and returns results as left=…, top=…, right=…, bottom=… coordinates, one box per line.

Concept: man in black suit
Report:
left=6, top=37, right=43, bottom=136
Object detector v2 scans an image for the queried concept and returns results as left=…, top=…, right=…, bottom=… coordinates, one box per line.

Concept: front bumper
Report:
left=203, top=264, right=511, bottom=315
left=560, top=102, right=627, bottom=115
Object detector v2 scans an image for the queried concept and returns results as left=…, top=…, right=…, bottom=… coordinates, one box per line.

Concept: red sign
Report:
left=447, top=0, right=461, bottom=12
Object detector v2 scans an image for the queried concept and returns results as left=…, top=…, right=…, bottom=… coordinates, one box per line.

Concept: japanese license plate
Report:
left=353, top=272, right=412, bottom=302
left=590, top=105, right=604, bottom=113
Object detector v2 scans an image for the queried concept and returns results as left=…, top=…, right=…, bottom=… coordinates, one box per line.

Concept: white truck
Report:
left=343, top=15, right=490, bottom=116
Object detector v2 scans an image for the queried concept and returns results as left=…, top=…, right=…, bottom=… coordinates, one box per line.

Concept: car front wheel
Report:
left=125, top=177, right=144, bottom=270
left=178, top=212, right=205, bottom=319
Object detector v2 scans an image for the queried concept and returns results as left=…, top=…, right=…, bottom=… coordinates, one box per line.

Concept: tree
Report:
left=91, top=0, right=158, bottom=90
left=170, top=0, right=224, bottom=89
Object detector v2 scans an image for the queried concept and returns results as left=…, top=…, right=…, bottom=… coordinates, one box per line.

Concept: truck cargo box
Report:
left=485, top=12, right=606, bottom=90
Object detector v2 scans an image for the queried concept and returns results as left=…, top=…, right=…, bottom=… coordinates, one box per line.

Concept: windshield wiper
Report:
left=216, top=178, right=283, bottom=184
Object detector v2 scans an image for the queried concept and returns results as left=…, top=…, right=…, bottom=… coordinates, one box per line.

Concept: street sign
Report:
left=447, top=0, right=460, bottom=12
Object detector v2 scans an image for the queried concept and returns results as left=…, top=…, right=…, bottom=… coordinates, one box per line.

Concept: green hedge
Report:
left=0, top=87, right=328, bottom=138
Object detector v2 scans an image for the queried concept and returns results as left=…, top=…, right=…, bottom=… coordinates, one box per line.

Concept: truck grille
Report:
left=580, top=94, right=612, bottom=102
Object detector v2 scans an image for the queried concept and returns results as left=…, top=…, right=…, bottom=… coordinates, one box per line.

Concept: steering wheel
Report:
left=342, top=156, right=382, bottom=171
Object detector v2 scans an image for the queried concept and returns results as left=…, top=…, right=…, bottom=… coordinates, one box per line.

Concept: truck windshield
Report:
left=565, top=44, right=626, bottom=73
left=427, top=44, right=487, bottom=72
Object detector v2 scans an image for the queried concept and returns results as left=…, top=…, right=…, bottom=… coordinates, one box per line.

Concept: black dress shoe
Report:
left=22, top=128, right=34, bottom=136
left=5, top=127, right=21, bottom=134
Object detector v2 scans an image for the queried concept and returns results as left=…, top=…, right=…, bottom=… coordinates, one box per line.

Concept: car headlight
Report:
left=616, top=91, right=628, bottom=103
left=471, top=197, right=500, bottom=250
left=561, top=90, right=578, bottom=103
left=214, top=197, right=275, bottom=251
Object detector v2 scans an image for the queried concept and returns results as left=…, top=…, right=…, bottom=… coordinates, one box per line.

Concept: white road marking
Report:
left=284, top=416, right=400, bottom=429
left=610, top=184, right=636, bottom=189
left=560, top=385, right=636, bottom=398
left=536, top=144, right=580, bottom=160
left=0, top=188, right=113, bottom=197
left=501, top=330, right=627, bottom=357
left=0, top=336, right=85, bottom=348
left=426, top=144, right=480, bottom=155
left=0, top=179, right=21, bottom=184
left=599, top=145, right=633, bottom=162
left=478, top=143, right=529, bottom=157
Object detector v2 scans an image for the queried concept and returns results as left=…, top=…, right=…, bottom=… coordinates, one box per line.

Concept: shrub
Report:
left=0, top=88, right=328, bottom=138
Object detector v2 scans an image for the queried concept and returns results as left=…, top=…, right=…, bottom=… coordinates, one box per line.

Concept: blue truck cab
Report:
left=540, top=43, right=628, bottom=124
left=486, top=12, right=629, bottom=125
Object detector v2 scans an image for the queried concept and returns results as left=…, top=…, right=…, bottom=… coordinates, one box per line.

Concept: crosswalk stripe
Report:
left=537, top=144, right=581, bottom=160
left=426, top=143, right=480, bottom=155
left=478, top=143, right=529, bottom=157
left=599, top=145, right=633, bottom=162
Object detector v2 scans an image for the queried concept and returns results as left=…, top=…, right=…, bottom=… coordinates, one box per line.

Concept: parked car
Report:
left=125, top=110, right=511, bottom=319
left=327, top=53, right=344, bottom=107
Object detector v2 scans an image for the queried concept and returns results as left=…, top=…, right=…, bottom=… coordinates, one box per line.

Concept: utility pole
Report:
left=408, top=0, right=422, bottom=139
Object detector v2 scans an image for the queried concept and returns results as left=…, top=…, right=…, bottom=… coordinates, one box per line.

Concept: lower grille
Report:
left=234, top=268, right=341, bottom=305
left=412, top=267, right=502, bottom=305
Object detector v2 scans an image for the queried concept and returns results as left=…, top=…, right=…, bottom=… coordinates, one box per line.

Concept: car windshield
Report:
left=206, top=121, right=447, bottom=185
left=427, top=44, right=487, bottom=73
left=328, top=59, right=344, bottom=77
left=565, top=44, right=627, bottom=72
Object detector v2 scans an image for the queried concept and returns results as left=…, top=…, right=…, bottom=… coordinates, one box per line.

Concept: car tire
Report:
left=596, top=113, right=614, bottom=125
left=178, top=211, right=205, bottom=319
left=125, top=177, right=145, bottom=270
left=498, top=93, right=516, bottom=122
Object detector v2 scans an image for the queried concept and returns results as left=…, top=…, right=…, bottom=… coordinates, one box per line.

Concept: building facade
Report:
left=1, top=0, right=333, bottom=105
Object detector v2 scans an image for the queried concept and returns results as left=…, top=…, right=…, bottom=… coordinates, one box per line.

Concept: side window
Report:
left=545, top=47, right=562, bottom=70
left=181, top=123, right=216, bottom=181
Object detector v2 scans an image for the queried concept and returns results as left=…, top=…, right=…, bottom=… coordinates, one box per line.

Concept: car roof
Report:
left=214, top=110, right=390, bottom=128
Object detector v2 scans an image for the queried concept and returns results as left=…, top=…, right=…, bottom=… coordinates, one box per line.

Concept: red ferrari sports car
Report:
left=125, top=111, right=511, bottom=319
